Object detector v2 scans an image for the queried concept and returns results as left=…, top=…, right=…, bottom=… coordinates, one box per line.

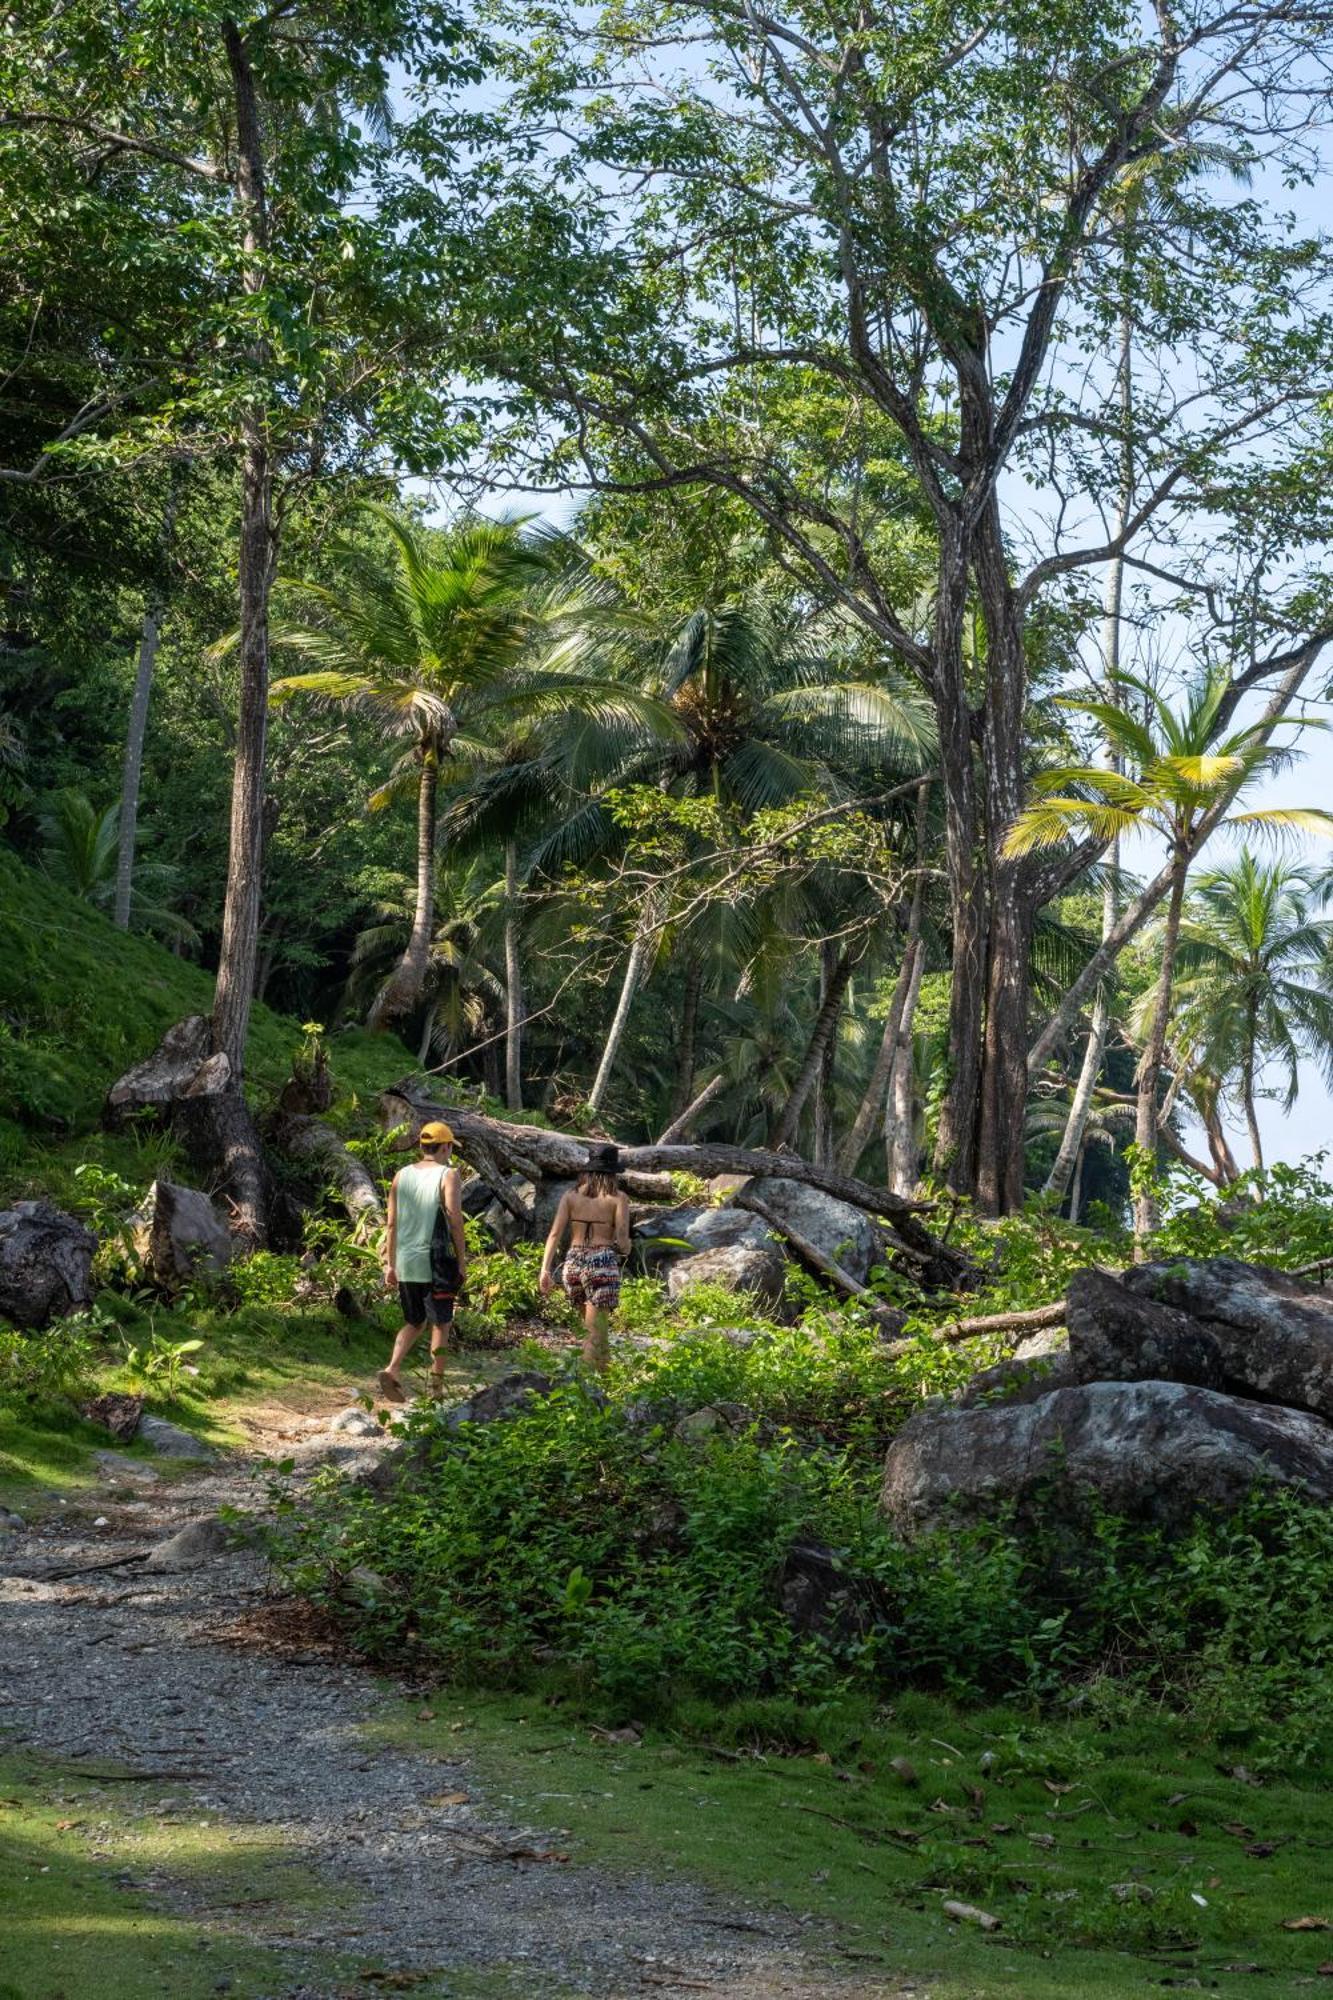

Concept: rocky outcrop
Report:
left=0, top=1202, right=96, bottom=1327
left=745, top=1177, right=883, bottom=1286
left=634, top=1203, right=772, bottom=1269
left=132, top=1179, right=233, bottom=1288
left=1065, top=1268, right=1224, bottom=1389
left=666, top=1239, right=787, bottom=1310
left=882, top=1379, right=1333, bottom=1535
left=907, top=1257, right=1333, bottom=1536
left=1124, top=1258, right=1333, bottom=1422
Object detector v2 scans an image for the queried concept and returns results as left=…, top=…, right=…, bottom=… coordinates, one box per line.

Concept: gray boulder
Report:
left=634, top=1203, right=772, bottom=1270
left=881, top=1379, right=1333, bottom=1536
left=132, top=1179, right=233, bottom=1287
left=1066, top=1268, right=1225, bottom=1389
left=329, top=1406, right=381, bottom=1437
left=142, top=1516, right=231, bottom=1570
left=667, top=1239, right=786, bottom=1310
left=1124, top=1258, right=1333, bottom=1422
left=136, top=1414, right=218, bottom=1461
left=0, top=1202, right=96, bottom=1327
left=956, top=1348, right=1077, bottom=1410
left=747, top=1176, right=883, bottom=1285
left=440, top=1369, right=554, bottom=1431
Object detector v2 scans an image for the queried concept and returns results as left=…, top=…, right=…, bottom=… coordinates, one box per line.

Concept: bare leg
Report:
left=582, top=1303, right=610, bottom=1373
left=380, top=1322, right=423, bottom=1401
left=428, top=1320, right=453, bottom=1395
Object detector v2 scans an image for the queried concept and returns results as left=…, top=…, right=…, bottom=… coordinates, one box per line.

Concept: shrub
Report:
left=0, top=1315, right=100, bottom=1402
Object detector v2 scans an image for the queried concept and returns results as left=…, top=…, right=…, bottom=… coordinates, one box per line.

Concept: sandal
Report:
left=377, top=1369, right=407, bottom=1405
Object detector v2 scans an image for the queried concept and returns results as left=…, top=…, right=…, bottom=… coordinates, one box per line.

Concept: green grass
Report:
left=381, top=1689, right=1333, bottom=2000
left=0, top=844, right=415, bottom=1167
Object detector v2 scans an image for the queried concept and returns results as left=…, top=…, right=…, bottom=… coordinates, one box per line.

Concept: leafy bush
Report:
left=265, top=1311, right=1333, bottom=1771
left=0, top=1315, right=100, bottom=1402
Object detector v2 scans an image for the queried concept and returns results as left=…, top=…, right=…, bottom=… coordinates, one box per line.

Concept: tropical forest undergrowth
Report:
left=6, top=860, right=1333, bottom=1996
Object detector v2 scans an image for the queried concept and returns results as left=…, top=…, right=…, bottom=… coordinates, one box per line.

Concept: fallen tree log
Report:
left=380, top=1083, right=971, bottom=1285
left=734, top=1190, right=905, bottom=1333
left=273, top=1115, right=384, bottom=1239
left=919, top=1299, right=1068, bottom=1343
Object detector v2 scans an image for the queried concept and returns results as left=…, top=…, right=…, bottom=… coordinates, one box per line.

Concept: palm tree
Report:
left=589, top=592, right=935, bottom=1117
left=346, top=859, right=508, bottom=1076
left=1006, top=668, right=1331, bottom=1244
left=1146, top=851, right=1333, bottom=1171
left=271, top=509, right=671, bottom=1034
left=38, top=789, right=198, bottom=944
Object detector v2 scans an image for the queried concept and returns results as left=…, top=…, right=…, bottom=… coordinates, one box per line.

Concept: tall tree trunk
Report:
left=1201, top=1092, right=1241, bottom=1185
left=931, top=521, right=986, bottom=1196
left=813, top=939, right=839, bottom=1166
left=672, top=952, right=702, bottom=1119
left=1133, top=850, right=1188, bottom=1249
left=587, top=924, right=652, bottom=1118
left=1242, top=1009, right=1263, bottom=1170
left=770, top=948, right=854, bottom=1152
left=839, top=778, right=931, bottom=1177
left=503, top=838, right=523, bottom=1111
left=115, top=480, right=177, bottom=932
left=840, top=940, right=916, bottom=1176
left=1068, top=1139, right=1086, bottom=1225
left=656, top=1070, right=725, bottom=1143
left=886, top=940, right=925, bottom=1195
left=1044, top=305, right=1131, bottom=1206
left=212, top=18, right=273, bottom=1082
left=115, top=610, right=163, bottom=929
left=369, top=750, right=439, bottom=1031
left=974, top=496, right=1037, bottom=1216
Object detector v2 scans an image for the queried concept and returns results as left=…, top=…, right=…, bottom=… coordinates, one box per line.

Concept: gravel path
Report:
left=0, top=1399, right=907, bottom=1999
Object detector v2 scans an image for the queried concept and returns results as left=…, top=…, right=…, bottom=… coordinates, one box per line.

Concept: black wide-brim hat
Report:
left=587, top=1143, right=620, bottom=1173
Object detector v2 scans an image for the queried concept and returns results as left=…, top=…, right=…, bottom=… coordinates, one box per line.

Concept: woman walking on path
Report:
left=380, top=1120, right=468, bottom=1402
left=539, top=1143, right=631, bottom=1372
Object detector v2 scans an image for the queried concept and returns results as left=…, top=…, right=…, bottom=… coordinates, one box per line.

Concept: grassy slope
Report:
left=0, top=844, right=413, bottom=1204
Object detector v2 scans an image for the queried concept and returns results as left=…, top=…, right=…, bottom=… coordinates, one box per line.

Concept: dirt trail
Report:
left=0, top=1393, right=906, bottom=2000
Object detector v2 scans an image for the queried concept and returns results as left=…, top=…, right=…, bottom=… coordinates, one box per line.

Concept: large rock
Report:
left=881, top=1379, right=1333, bottom=1536
left=667, top=1239, right=787, bottom=1310
left=0, top=1202, right=96, bottom=1327
left=634, top=1203, right=772, bottom=1270
left=104, top=1014, right=214, bottom=1120
left=440, top=1370, right=553, bottom=1430
left=142, top=1516, right=231, bottom=1570
left=131, top=1179, right=233, bottom=1287
left=956, top=1348, right=1077, bottom=1410
left=1124, top=1258, right=1333, bottom=1423
left=1065, top=1268, right=1224, bottom=1389
left=746, top=1177, right=884, bottom=1285
left=136, top=1414, right=218, bottom=1461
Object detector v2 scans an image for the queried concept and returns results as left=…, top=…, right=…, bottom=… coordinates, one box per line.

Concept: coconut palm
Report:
left=271, top=509, right=674, bottom=1033
left=345, top=859, right=507, bottom=1076
left=1144, top=850, right=1333, bottom=1171
left=593, top=592, right=935, bottom=1116
left=1006, top=667, right=1332, bottom=1243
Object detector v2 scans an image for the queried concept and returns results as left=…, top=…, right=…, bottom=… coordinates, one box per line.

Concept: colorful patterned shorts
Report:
left=561, top=1245, right=622, bottom=1312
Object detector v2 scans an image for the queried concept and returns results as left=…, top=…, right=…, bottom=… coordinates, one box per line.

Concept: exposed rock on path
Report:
left=0, top=1395, right=883, bottom=1998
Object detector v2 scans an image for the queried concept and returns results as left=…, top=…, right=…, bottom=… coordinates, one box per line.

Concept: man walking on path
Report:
left=380, top=1120, right=467, bottom=1403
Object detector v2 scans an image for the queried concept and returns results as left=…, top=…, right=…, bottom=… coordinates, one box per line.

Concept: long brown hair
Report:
left=578, top=1170, right=620, bottom=1199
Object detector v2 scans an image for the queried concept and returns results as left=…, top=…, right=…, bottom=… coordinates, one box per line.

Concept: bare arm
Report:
left=539, top=1192, right=572, bottom=1294
left=614, top=1192, right=632, bottom=1258
left=383, top=1175, right=398, bottom=1285
left=443, top=1167, right=467, bottom=1272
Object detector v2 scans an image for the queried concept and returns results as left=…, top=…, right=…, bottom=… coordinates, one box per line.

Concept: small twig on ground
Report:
left=786, top=1803, right=922, bottom=1852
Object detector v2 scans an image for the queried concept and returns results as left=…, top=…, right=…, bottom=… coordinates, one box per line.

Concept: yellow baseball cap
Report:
left=419, top=1120, right=454, bottom=1146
